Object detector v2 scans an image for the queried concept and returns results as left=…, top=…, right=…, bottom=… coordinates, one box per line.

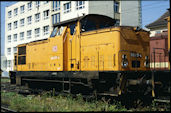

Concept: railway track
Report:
left=1, top=106, right=16, bottom=112
left=0, top=80, right=148, bottom=109
left=1, top=77, right=170, bottom=110
left=1, top=78, right=32, bottom=95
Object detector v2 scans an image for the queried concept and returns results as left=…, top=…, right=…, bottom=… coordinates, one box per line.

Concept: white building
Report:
left=5, top=1, right=142, bottom=72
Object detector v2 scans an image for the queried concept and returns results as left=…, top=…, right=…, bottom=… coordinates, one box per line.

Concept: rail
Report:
left=1, top=106, right=17, bottom=112
left=154, top=99, right=170, bottom=103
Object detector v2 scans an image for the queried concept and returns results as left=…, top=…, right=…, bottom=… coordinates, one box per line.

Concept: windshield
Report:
left=50, top=27, right=58, bottom=37
left=50, top=26, right=64, bottom=37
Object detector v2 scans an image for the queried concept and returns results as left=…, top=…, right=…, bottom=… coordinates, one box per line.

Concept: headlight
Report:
left=144, top=56, right=149, bottom=67
left=122, top=54, right=127, bottom=59
left=144, top=61, right=150, bottom=67
left=122, top=60, right=128, bottom=68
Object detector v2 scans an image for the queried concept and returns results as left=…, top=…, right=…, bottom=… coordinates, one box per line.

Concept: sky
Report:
left=0, top=0, right=170, bottom=56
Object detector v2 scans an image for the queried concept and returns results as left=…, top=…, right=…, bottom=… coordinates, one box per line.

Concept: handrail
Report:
left=70, top=29, right=77, bottom=42
left=63, top=32, right=68, bottom=43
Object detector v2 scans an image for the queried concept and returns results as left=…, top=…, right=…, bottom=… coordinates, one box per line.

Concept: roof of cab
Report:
left=53, top=14, right=115, bottom=27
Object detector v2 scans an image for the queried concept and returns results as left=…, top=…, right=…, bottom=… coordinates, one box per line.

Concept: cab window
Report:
left=50, top=26, right=64, bottom=37
left=81, top=19, right=96, bottom=32
left=70, top=23, right=76, bottom=35
left=50, top=27, right=58, bottom=37
left=80, top=16, right=115, bottom=32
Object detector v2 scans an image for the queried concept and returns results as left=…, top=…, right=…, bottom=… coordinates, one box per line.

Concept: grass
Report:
left=1, top=91, right=170, bottom=112
left=1, top=91, right=127, bottom=112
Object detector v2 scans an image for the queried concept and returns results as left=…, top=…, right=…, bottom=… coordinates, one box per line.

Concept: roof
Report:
left=53, top=14, right=115, bottom=27
left=145, top=10, right=170, bottom=29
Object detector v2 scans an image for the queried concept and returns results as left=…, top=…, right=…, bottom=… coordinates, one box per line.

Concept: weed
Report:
left=1, top=91, right=169, bottom=112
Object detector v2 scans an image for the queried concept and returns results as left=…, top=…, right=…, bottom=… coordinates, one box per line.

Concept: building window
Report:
left=7, top=48, right=11, bottom=55
left=7, top=35, right=11, bottom=43
left=20, top=32, right=24, bottom=40
left=13, top=47, right=17, bottom=53
left=28, top=2, right=32, bottom=11
left=43, top=25, right=49, bottom=35
left=35, top=13, right=40, bottom=22
left=44, top=1, right=48, bottom=4
left=53, top=1, right=60, bottom=11
left=14, top=34, right=17, bottom=42
left=20, top=18, right=25, bottom=27
left=8, top=11, right=12, bottom=18
left=114, top=1, right=119, bottom=13
left=52, top=13, right=60, bottom=24
left=27, top=16, right=32, bottom=25
left=35, top=28, right=40, bottom=37
left=76, top=1, right=85, bottom=10
left=8, top=23, right=11, bottom=31
left=27, top=30, right=32, bottom=39
left=14, top=21, right=18, bottom=29
left=20, top=5, right=25, bottom=14
left=14, top=8, right=18, bottom=16
left=7, top=60, right=11, bottom=67
left=35, top=1, right=40, bottom=7
left=64, top=2, right=71, bottom=13
left=43, top=10, right=49, bottom=20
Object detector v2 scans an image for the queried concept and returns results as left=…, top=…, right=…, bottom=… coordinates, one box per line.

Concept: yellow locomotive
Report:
left=11, top=14, right=153, bottom=98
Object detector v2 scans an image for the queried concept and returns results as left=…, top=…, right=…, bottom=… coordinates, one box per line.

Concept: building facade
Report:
left=5, top=1, right=142, bottom=72
left=146, top=10, right=170, bottom=70
left=149, top=32, right=169, bottom=69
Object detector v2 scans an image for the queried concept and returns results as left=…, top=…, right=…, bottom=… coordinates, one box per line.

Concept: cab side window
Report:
left=70, top=23, right=76, bottom=35
left=81, top=19, right=96, bottom=32
left=85, top=20, right=96, bottom=31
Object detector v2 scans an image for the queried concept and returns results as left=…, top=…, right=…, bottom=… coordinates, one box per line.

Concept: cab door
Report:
left=48, top=27, right=67, bottom=71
